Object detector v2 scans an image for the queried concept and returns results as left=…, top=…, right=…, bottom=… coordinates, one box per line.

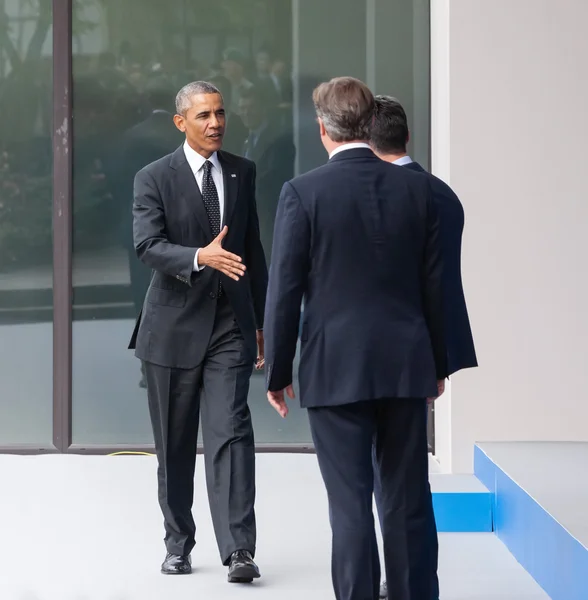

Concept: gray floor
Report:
left=478, top=441, right=588, bottom=549
left=0, top=454, right=548, bottom=600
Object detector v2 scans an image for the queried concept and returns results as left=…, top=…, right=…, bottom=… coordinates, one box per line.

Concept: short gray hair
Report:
left=175, top=81, right=222, bottom=115
left=313, top=77, right=374, bottom=142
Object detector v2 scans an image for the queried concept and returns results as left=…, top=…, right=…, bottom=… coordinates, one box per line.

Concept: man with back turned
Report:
left=370, top=95, right=478, bottom=599
left=263, top=77, right=448, bottom=600
left=129, top=81, right=268, bottom=584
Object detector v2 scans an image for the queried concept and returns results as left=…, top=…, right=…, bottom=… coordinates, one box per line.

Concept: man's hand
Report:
left=427, top=379, right=446, bottom=405
left=198, top=226, right=246, bottom=280
left=255, top=330, right=264, bottom=370
left=267, top=385, right=295, bottom=418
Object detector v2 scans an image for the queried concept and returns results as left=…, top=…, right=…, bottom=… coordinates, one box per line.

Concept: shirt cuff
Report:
left=193, top=249, right=205, bottom=272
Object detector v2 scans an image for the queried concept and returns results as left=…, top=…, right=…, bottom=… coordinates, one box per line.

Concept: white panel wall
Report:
left=432, top=0, right=588, bottom=472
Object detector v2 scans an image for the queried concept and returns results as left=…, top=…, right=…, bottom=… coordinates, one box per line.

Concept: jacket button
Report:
left=209, top=292, right=217, bottom=299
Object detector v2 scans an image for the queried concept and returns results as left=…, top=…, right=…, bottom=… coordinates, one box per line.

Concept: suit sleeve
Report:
left=245, top=163, right=269, bottom=329
left=421, top=182, right=449, bottom=380
left=264, top=181, right=310, bottom=391
left=133, top=168, right=198, bottom=285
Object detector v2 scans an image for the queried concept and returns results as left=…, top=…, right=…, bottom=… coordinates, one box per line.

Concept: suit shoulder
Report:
left=287, top=162, right=333, bottom=189
left=374, top=161, right=431, bottom=196
left=423, top=172, right=462, bottom=207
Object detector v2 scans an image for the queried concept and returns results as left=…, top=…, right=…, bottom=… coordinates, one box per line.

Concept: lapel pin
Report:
left=231, top=173, right=236, bottom=178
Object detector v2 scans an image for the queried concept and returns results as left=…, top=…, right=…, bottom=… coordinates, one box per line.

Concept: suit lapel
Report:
left=171, top=148, right=213, bottom=240
left=219, top=151, right=239, bottom=228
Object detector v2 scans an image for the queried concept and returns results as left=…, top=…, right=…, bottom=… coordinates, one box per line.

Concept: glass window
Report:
left=0, top=0, right=53, bottom=445
left=71, top=0, right=430, bottom=446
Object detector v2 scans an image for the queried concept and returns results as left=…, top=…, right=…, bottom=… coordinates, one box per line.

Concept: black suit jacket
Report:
left=404, top=161, right=477, bottom=374
left=264, top=148, right=448, bottom=408
left=128, top=146, right=268, bottom=369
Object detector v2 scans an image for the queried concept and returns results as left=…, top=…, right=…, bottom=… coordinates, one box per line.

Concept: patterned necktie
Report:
left=202, top=160, right=221, bottom=236
left=201, top=160, right=223, bottom=295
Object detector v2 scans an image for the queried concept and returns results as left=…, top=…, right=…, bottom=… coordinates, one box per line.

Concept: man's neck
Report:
left=376, top=151, right=408, bottom=164
left=326, top=139, right=368, bottom=155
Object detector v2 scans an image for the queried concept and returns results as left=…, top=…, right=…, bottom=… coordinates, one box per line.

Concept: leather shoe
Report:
left=161, top=553, right=192, bottom=575
left=379, top=580, right=388, bottom=599
left=227, top=550, right=260, bottom=583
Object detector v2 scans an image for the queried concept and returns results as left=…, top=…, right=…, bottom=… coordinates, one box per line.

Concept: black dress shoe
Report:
left=161, top=553, right=192, bottom=575
left=227, top=550, right=260, bottom=583
left=379, top=580, right=388, bottom=599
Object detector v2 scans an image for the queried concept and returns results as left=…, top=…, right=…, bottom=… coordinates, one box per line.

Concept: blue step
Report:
left=430, top=473, right=493, bottom=532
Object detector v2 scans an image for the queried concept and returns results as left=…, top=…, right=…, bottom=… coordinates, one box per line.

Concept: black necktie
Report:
left=202, top=160, right=221, bottom=236
left=201, top=160, right=223, bottom=295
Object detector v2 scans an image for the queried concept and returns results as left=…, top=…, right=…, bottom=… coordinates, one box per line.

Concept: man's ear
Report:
left=173, top=113, right=186, bottom=133
left=318, top=118, right=327, bottom=138
left=407, top=130, right=410, bottom=145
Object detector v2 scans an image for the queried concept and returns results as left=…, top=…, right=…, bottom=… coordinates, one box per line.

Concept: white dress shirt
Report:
left=183, top=141, right=225, bottom=271
left=392, top=155, right=413, bottom=166
left=329, top=142, right=371, bottom=159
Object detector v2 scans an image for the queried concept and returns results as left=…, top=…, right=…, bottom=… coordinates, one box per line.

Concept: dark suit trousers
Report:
left=144, top=296, right=256, bottom=564
left=373, top=417, right=439, bottom=600
left=308, top=398, right=432, bottom=600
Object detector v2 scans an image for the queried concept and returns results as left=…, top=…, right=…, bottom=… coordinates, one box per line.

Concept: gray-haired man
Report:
left=129, top=81, right=268, bottom=583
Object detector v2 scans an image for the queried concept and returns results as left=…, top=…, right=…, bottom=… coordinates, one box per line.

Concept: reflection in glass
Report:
left=0, top=0, right=53, bottom=444
left=70, top=0, right=430, bottom=446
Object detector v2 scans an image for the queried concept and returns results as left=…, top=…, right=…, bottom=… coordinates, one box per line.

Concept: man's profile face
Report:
left=174, top=93, right=225, bottom=157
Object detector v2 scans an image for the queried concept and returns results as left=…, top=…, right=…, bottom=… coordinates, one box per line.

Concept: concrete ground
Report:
left=0, top=453, right=548, bottom=600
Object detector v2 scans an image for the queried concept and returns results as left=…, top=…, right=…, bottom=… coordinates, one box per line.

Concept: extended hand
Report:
left=267, top=385, right=295, bottom=418
left=427, top=379, right=446, bottom=405
left=255, top=330, right=264, bottom=370
left=198, top=226, right=246, bottom=281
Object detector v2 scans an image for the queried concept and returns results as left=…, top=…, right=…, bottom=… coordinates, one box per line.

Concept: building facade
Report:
left=3, top=0, right=587, bottom=471
left=0, top=0, right=431, bottom=454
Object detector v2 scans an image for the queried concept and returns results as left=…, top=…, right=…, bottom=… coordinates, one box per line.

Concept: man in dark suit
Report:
left=263, top=77, right=448, bottom=600
left=239, top=85, right=295, bottom=263
left=369, top=95, right=478, bottom=599
left=129, top=81, right=268, bottom=584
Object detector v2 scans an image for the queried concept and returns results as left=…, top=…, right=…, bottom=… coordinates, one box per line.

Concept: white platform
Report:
left=0, top=454, right=548, bottom=600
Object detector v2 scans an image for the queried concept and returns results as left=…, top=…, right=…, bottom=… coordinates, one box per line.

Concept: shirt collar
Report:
left=392, top=155, right=413, bottom=166
left=329, top=142, right=371, bottom=159
left=183, top=141, right=221, bottom=174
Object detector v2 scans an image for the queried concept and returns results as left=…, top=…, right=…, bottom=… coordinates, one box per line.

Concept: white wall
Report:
left=432, top=0, right=588, bottom=472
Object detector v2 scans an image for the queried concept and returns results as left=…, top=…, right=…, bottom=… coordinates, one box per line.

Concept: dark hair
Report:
left=312, top=77, right=374, bottom=142
left=370, top=95, right=409, bottom=154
